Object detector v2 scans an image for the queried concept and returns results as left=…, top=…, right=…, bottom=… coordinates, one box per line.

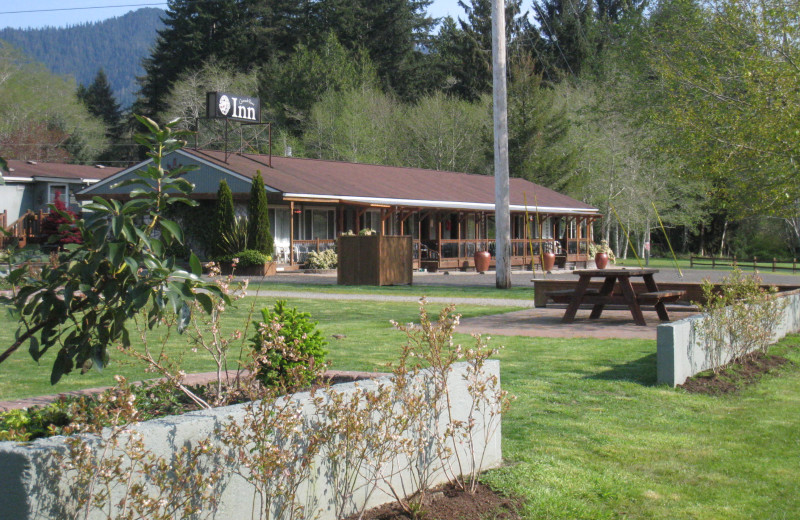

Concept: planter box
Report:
left=0, top=361, right=502, bottom=520
left=657, top=288, right=800, bottom=386
left=338, top=235, right=413, bottom=286
left=219, top=261, right=277, bottom=276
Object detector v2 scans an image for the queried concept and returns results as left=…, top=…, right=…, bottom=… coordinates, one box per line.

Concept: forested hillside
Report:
left=0, top=8, right=164, bottom=107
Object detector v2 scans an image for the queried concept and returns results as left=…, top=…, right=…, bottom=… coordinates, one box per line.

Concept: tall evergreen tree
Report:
left=77, top=69, right=126, bottom=163
left=310, top=0, right=435, bottom=101
left=247, top=171, right=273, bottom=256
left=435, top=0, right=526, bottom=101
left=138, top=0, right=311, bottom=118
left=213, top=180, right=236, bottom=258
left=533, top=0, right=598, bottom=76
left=77, top=70, right=122, bottom=128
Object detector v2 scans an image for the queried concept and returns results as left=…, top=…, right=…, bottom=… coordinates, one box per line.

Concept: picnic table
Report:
left=558, top=268, right=684, bottom=326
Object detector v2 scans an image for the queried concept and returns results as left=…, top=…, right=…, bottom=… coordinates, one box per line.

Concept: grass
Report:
left=0, top=298, right=521, bottom=400
left=1, top=295, right=799, bottom=518
left=247, top=281, right=538, bottom=300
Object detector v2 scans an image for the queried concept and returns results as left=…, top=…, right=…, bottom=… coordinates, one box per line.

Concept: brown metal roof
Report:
left=2, top=160, right=121, bottom=181
left=188, top=149, right=596, bottom=212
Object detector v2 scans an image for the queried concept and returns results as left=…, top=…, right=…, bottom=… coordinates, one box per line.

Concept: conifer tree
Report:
left=213, top=180, right=236, bottom=258
left=247, top=171, right=273, bottom=257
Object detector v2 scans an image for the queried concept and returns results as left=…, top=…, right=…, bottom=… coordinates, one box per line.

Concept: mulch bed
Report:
left=348, top=482, right=523, bottom=520
left=678, top=351, right=793, bottom=395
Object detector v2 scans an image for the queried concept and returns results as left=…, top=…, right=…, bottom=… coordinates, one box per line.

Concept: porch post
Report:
left=289, top=201, right=295, bottom=265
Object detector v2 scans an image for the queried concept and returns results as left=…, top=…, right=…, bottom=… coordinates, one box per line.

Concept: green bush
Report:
left=217, top=215, right=249, bottom=258
left=306, top=249, right=338, bottom=269
left=216, top=249, right=272, bottom=267
left=0, top=401, right=71, bottom=441
left=251, top=301, right=328, bottom=388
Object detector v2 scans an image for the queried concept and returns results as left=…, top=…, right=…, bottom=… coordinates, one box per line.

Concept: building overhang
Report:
left=283, top=193, right=601, bottom=216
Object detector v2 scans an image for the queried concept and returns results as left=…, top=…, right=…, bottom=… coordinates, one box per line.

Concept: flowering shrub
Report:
left=696, top=268, right=787, bottom=372
left=250, top=300, right=328, bottom=389
left=40, top=191, right=82, bottom=246
left=305, top=248, right=337, bottom=269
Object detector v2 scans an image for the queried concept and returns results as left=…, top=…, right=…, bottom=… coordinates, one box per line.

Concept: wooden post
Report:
left=437, top=216, right=443, bottom=262
left=289, top=201, right=295, bottom=265
left=492, top=0, right=511, bottom=288
left=754, top=256, right=758, bottom=271
left=773, top=257, right=777, bottom=272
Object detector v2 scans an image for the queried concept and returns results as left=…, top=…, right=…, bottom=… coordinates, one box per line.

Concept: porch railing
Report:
left=1, top=210, right=45, bottom=249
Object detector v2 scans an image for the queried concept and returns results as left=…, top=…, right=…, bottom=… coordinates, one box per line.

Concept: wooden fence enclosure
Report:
left=337, top=235, right=413, bottom=286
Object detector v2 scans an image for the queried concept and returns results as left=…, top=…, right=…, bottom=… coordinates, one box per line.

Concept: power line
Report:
left=0, top=3, right=168, bottom=16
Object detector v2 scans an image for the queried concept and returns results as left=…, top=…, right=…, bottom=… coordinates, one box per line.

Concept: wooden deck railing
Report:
left=1, top=210, right=45, bottom=249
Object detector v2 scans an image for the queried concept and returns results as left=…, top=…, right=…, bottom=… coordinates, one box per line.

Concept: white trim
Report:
left=0, top=177, right=34, bottom=183
left=285, top=193, right=600, bottom=215
left=32, top=176, right=89, bottom=184
left=78, top=158, right=155, bottom=194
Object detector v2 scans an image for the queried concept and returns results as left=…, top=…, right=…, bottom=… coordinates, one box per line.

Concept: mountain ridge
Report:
left=0, top=8, right=165, bottom=108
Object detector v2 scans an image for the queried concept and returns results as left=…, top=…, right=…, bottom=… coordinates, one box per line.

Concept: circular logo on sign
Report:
left=218, top=95, right=231, bottom=116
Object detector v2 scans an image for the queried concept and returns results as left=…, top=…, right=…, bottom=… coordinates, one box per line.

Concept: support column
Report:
left=289, top=201, right=295, bottom=265
left=492, top=0, right=511, bottom=288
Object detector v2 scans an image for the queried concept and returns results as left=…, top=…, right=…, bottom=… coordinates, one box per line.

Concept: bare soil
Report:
left=678, top=352, right=793, bottom=395
left=347, top=482, right=523, bottom=520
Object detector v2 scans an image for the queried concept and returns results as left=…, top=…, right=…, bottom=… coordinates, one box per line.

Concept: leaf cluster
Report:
left=4, top=117, right=229, bottom=384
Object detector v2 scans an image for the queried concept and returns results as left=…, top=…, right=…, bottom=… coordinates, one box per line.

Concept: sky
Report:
left=0, top=0, right=466, bottom=30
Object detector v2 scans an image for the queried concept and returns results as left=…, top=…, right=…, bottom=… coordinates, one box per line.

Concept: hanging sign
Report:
left=206, top=91, right=261, bottom=123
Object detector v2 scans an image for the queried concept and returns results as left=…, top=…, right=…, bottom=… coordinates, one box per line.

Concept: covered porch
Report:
left=281, top=199, right=599, bottom=270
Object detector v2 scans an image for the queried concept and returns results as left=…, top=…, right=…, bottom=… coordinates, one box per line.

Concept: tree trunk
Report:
left=719, top=219, right=728, bottom=257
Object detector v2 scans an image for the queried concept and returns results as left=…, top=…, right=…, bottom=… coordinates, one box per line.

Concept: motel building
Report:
left=79, top=146, right=601, bottom=271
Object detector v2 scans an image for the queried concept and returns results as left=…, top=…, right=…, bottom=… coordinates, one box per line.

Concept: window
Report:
left=300, top=208, right=336, bottom=239
left=48, top=184, right=68, bottom=205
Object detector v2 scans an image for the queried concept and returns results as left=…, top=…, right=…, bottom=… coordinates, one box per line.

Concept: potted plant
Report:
left=588, top=239, right=615, bottom=269
left=473, top=249, right=491, bottom=273
left=219, top=249, right=276, bottom=276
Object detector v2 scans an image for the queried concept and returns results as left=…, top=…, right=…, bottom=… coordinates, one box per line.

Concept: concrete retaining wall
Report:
left=657, top=289, right=800, bottom=386
left=0, top=361, right=502, bottom=520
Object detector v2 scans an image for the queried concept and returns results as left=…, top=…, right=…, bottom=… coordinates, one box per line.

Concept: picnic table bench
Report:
left=560, top=268, right=685, bottom=326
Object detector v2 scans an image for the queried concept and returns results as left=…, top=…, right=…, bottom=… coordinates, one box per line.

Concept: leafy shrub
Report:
left=216, top=249, right=272, bottom=267
left=306, top=248, right=338, bottom=269
left=216, top=215, right=249, bottom=258
left=358, top=228, right=376, bottom=236
left=250, top=300, right=328, bottom=389
left=696, top=268, right=787, bottom=372
left=0, top=401, right=71, bottom=441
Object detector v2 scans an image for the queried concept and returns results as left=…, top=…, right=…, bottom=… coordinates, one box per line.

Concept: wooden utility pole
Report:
left=493, top=0, right=511, bottom=288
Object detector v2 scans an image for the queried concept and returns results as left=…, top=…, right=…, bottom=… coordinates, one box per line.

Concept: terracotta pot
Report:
left=474, top=250, right=491, bottom=272
left=542, top=251, right=556, bottom=272
left=595, top=252, right=609, bottom=269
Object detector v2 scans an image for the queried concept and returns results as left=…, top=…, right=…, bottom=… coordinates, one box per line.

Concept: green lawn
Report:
left=1, top=297, right=798, bottom=519
left=247, top=281, right=538, bottom=300
left=0, top=298, right=522, bottom=400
